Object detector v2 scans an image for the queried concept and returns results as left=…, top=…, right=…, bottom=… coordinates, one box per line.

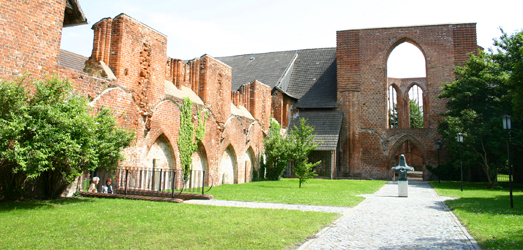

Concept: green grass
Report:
left=0, top=198, right=338, bottom=249
left=207, top=178, right=386, bottom=207
left=431, top=181, right=523, bottom=249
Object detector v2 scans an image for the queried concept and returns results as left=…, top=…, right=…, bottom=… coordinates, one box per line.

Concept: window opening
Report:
left=408, top=85, right=423, bottom=128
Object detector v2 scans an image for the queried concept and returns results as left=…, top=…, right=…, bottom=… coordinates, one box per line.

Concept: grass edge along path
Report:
left=206, top=178, right=387, bottom=207
left=0, top=198, right=339, bottom=249
left=431, top=181, right=523, bottom=249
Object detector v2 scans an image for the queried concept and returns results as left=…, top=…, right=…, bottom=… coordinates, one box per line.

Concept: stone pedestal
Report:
left=398, top=180, right=408, bottom=197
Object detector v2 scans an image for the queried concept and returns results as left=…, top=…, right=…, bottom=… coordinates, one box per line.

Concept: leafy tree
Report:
left=389, top=103, right=398, bottom=128
left=288, top=118, right=322, bottom=188
left=177, top=97, right=207, bottom=180
left=263, top=119, right=291, bottom=180
left=0, top=75, right=135, bottom=199
left=409, top=99, right=423, bottom=128
left=492, top=30, right=523, bottom=117
left=438, top=31, right=523, bottom=188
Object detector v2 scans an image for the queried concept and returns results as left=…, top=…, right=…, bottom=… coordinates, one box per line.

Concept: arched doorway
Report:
left=219, top=145, right=237, bottom=184
left=393, top=140, right=424, bottom=171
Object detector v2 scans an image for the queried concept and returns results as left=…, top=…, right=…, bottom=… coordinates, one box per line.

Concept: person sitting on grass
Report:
left=88, top=177, right=100, bottom=193
left=102, top=178, right=113, bottom=194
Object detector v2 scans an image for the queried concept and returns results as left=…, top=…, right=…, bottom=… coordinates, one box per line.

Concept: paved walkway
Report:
left=185, top=181, right=480, bottom=249
left=299, top=181, right=480, bottom=250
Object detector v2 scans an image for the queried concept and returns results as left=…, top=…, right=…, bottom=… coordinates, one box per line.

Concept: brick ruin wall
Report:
left=336, top=24, right=479, bottom=179
left=0, top=3, right=271, bottom=187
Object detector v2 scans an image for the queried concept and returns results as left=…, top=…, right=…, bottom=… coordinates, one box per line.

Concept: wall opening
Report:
left=388, top=85, right=399, bottom=128
left=393, top=141, right=424, bottom=171
left=408, top=84, right=424, bottom=128
left=387, top=42, right=426, bottom=129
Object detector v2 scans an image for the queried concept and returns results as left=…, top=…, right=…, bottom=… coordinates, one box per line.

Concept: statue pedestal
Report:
left=398, top=180, right=408, bottom=197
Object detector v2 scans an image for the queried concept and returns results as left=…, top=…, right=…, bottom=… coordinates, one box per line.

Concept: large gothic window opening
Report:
left=387, top=41, right=426, bottom=129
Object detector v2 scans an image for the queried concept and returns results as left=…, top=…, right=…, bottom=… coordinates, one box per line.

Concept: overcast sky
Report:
left=61, top=0, right=522, bottom=78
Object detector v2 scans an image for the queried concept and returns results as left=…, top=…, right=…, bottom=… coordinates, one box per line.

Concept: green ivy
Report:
left=177, top=97, right=207, bottom=180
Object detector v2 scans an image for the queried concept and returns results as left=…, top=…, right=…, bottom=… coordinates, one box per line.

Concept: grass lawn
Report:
left=431, top=181, right=523, bottom=249
left=207, top=178, right=386, bottom=207
left=0, top=198, right=338, bottom=249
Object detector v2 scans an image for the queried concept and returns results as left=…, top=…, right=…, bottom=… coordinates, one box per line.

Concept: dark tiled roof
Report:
left=289, top=48, right=337, bottom=108
left=59, top=49, right=88, bottom=72
left=217, top=48, right=337, bottom=108
left=288, top=110, right=343, bottom=151
left=216, top=51, right=297, bottom=91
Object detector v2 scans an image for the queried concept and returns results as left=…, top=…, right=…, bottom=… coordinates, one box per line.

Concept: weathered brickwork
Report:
left=0, top=0, right=65, bottom=78
left=0, top=2, right=270, bottom=188
left=337, top=24, right=478, bottom=179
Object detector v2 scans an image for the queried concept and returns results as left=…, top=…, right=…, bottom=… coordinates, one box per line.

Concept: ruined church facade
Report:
left=0, top=1, right=270, bottom=187
left=1, top=1, right=486, bottom=182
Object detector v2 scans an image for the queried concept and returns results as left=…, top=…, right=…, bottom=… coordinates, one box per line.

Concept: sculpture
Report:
left=391, top=154, right=414, bottom=197
left=391, top=154, right=414, bottom=180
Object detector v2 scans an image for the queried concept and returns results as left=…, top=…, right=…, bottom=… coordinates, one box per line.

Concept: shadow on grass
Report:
left=0, top=197, right=95, bottom=212
left=446, top=195, right=523, bottom=215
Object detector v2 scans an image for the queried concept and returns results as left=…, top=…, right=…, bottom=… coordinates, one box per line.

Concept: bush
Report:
left=0, top=75, right=135, bottom=199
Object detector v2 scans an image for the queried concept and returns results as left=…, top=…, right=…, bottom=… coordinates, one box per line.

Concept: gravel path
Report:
left=184, top=199, right=350, bottom=214
left=299, top=181, right=480, bottom=250
left=185, top=181, right=480, bottom=249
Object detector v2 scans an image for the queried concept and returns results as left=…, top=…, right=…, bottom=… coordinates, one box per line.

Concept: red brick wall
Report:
left=0, top=2, right=271, bottom=189
left=337, top=23, right=478, bottom=179
left=0, top=0, right=65, bottom=78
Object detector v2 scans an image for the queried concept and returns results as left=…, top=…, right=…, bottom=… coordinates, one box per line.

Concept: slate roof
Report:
left=289, top=48, right=337, bottom=108
left=217, top=48, right=337, bottom=108
left=288, top=110, right=343, bottom=151
left=59, top=49, right=88, bottom=72
left=216, top=51, right=297, bottom=91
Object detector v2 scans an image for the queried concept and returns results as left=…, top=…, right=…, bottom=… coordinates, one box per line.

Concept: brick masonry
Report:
left=337, top=24, right=479, bottom=179
left=1, top=2, right=491, bottom=182
left=0, top=2, right=270, bottom=188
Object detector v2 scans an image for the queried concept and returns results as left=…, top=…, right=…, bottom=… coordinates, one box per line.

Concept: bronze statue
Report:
left=392, top=154, right=414, bottom=181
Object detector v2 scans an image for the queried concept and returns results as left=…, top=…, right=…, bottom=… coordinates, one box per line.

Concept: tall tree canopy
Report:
left=438, top=30, right=523, bottom=188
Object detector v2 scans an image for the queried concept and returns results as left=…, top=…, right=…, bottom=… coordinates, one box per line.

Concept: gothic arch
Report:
left=385, top=37, right=427, bottom=65
left=218, top=144, right=238, bottom=184
left=388, top=134, right=427, bottom=169
left=145, top=133, right=176, bottom=169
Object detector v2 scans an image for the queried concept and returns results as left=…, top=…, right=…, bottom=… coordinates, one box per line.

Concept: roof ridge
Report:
left=217, top=47, right=336, bottom=59
left=59, top=49, right=89, bottom=59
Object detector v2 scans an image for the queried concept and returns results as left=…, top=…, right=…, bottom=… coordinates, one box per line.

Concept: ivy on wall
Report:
left=178, top=97, right=207, bottom=180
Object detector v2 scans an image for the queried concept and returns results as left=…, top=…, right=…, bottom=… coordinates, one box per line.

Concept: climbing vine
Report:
left=178, top=97, right=207, bottom=180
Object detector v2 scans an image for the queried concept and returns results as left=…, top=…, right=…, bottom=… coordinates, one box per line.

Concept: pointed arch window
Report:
left=408, top=84, right=424, bottom=128
left=388, top=85, right=398, bottom=128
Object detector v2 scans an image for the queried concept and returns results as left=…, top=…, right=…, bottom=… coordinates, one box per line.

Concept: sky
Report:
left=61, top=0, right=523, bottom=78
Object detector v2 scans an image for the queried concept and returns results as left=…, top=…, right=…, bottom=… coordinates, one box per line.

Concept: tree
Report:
left=0, top=75, right=135, bottom=199
left=177, top=97, right=207, bottom=180
left=409, top=99, right=423, bottom=128
left=263, top=119, right=291, bottom=180
left=492, top=30, right=523, bottom=117
left=389, top=103, right=398, bottom=128
left=288, top=118, right=322, bottom=188
left=438, top=31, right=523, bottom=188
